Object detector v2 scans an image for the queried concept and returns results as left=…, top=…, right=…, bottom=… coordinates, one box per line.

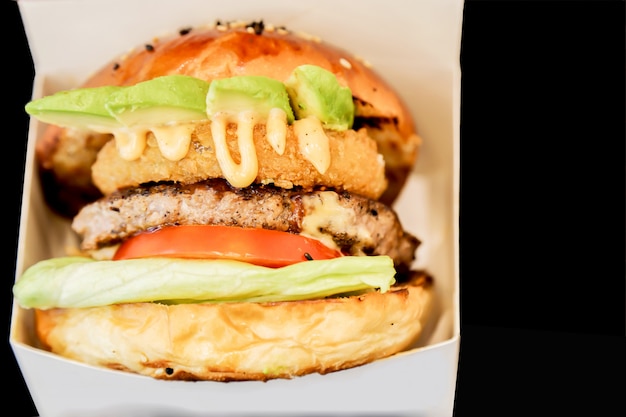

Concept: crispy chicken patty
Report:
left=72, top=179, right=419, bottom=272
left=91, top=122, right=387, bottom=200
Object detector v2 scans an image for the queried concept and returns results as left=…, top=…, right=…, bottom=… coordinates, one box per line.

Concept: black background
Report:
left=4, top=1, right=624, bottom=416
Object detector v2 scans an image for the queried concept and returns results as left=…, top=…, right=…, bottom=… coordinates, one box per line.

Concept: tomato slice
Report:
left=112, top=225, right=342, bottom=267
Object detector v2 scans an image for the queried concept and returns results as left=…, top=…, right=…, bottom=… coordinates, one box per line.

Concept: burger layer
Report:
left=18, top=20, right=432, bottom=383
left=33, top=271, right=433, bottom=381
left=36, top=22, right=421, bottom=217
left=72, top=179, right=420, bottom=272
left=91, top=120, right=387, bottom=200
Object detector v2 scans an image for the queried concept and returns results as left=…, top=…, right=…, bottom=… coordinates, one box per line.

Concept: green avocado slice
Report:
left=206, top=75, right=295, bottom=123
left=105, top=75, right=210, bottom=126
left=285, top=64, right=354, bottom=131
left=24, top=85, right=123, bottom=131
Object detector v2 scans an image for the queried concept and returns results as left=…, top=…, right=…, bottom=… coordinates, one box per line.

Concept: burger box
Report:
left=11, top=0, right=464, bottom=415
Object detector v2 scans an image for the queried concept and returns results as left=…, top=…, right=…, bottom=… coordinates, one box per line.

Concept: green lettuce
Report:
left=13, top=256, right=396, bottom=309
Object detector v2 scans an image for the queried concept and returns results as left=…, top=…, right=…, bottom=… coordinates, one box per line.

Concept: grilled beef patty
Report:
left=72, top=179, right=419, bottom=272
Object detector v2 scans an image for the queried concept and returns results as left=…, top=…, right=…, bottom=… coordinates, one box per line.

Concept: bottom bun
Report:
left=35, top=271, right=433, bottom=381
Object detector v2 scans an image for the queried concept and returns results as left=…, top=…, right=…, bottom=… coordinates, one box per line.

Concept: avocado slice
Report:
left=285, top=65, right=354, bottom=131
left=26, top=71, right=356, bottom=132
left=206, top=75, right=295, bottom=123
left=105, top=75, right=210, bottom=126
left=24, top=85, right=124, bottom=131
left=24, top=75, right=211, bottom=131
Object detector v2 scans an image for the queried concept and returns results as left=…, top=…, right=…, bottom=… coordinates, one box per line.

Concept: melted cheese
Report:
left=110, top=108, right=332, bottom=187
left=301, top=191, right=372, bottom=254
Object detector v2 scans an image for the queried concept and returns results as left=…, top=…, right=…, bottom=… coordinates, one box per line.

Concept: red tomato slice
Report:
left=112, top=225, right=342, bottom=267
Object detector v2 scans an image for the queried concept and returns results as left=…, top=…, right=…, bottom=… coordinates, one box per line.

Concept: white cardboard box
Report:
left=11, top=0, right=464, bottom=415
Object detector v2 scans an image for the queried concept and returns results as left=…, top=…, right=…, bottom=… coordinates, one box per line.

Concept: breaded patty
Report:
left=92, top=121, right=387, bottom=199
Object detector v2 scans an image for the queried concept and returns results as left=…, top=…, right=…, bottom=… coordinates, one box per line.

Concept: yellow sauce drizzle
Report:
left=266, top=108, right=287, bottom=155
left=113, top=128, right=148, bottom=160
left=150, top=123, right=195, bottom=161
left=111, top=109, right=332, bottom=187
left=210, top=111, right=259, bottom=188
left=293, top=116, right=331, bottom=174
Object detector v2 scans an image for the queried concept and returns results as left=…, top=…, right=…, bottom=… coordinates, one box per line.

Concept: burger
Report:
left=13, top=20, right=434, bottom=381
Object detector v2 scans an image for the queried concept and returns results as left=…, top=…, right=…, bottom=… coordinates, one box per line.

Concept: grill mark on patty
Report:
left=72, top=179, right=419, bottom=271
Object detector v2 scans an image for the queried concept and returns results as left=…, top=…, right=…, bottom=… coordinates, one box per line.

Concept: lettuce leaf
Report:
left=13, top=256, right=396, bottom=309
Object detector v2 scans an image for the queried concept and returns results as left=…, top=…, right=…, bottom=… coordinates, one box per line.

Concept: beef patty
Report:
left=72, top=179, right=419, bottom=272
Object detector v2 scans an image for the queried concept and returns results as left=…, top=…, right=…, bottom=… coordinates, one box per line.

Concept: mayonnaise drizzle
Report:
left=114, top=128, right=148, bottom=160
left=210, top=111, right=259, bottom=188
left=150, top=123, right=195, bottom=161
left=266, top=108, right=287, bottom=155
left=293, top=116, right=331, bottom=174
left=111, top=108, right=331, bottom=187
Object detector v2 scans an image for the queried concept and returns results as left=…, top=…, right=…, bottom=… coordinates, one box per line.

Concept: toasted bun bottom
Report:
left=34, top=272, right=433, bottom=381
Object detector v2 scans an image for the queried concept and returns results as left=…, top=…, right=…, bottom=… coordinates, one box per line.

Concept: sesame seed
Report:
left=339, top=58, right=352, bottom=69
left=231, top=20, right=247, bottom=29
left=246, top=20, right=265, bottom=35
left=296, top=31, right=321, bottom=43
left=355, top=55, right=373, bottom=68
